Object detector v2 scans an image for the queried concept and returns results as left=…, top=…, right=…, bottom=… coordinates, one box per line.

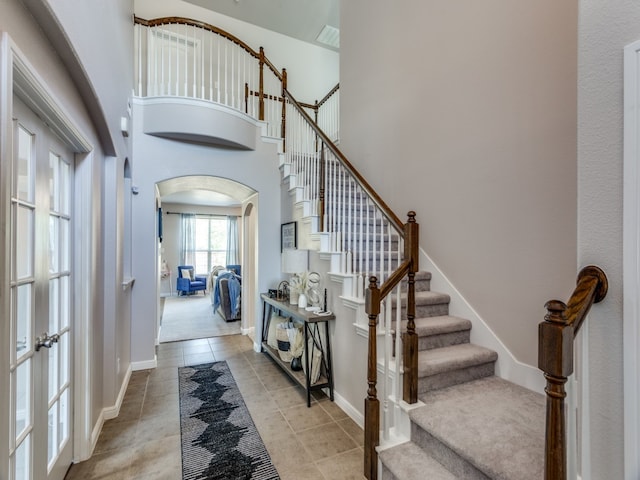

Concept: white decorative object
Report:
left=298, top=293, right=308, bottom=308
left=281, top=248, right=309, bottom=304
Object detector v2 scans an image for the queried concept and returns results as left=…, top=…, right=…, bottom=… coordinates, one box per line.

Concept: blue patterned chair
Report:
left=176, top=266, right=207, bottom=295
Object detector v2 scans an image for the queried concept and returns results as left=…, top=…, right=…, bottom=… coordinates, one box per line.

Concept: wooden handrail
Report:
left=538, top=265, right=608, bottom=480
left=134, top=16, right=283, bottom=81
left=299, top=83, right=340, bottom=111
left=283, top=88, right=404, bottom=232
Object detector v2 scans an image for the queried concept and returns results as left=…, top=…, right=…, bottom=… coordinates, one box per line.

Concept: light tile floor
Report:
left=65, top=334, right=366, bottom=480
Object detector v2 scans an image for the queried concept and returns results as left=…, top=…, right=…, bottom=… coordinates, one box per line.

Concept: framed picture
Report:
left=281, top=221, right=297, bottom=251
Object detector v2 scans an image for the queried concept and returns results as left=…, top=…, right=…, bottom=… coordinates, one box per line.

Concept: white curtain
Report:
left=226, top=215, right=239, bottom=265
left=180, top=213, right=196, bottom=266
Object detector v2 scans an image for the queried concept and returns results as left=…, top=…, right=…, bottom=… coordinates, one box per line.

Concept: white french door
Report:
left=8, top=96, right=73, bottom=480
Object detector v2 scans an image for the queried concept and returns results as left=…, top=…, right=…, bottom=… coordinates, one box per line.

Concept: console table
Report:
left=260, top=294, right=335, bottom=407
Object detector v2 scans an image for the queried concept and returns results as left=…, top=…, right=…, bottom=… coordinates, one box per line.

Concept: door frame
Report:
left=0, top=33, right=94, bottom=471
left=623, top=38, right=640, bottom=480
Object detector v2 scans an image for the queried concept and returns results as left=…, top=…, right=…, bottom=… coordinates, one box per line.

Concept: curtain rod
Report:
left=165, top=211, right=232, bottom=218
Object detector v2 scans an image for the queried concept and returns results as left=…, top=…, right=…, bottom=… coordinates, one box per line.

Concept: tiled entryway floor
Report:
left=65, top=334, right=366, bottom=479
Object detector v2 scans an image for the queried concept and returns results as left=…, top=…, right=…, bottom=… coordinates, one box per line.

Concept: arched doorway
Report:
left=155, top=176, right=257, bottom=343
left=242, top=201, right=257, bottom=338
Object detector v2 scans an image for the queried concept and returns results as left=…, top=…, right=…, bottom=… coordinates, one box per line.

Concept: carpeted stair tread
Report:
left=392, top=290, right=451, bottom=306
left=380, top=441, right=457, bottom=480
left=417, top=343, right=497, bottom=377
left=412, top=376, right=545, bottom=480
left=401, top=315, right=472, bottom=336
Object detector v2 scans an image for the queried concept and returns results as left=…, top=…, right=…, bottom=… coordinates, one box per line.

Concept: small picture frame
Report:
left=281, top=221, right=297, bottom=251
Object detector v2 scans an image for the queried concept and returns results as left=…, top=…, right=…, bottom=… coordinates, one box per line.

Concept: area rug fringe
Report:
left=179, top=361, right=280, bottom=480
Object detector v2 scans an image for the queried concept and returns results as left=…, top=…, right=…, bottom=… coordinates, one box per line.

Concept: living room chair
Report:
left=176, top=266, right=207, bottom=295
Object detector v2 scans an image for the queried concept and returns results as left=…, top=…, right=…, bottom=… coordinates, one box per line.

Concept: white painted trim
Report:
left=578, top=322, right=592, bottom=479
left=103, top=365, right=132, bottom=421
left=333, top=390, right=364, bottom=429
left=79, top=364, right=134, bottom=464
left=241, top=326, right=255, bottom=336
left=420, top=247, right=546, bottom=393
left=132, top=95, right=262, bottom=127
left=131, top=357, right=157, bottom=371
left=1, top=34, right=96, bottom=465
left=0, top=32, right=13, bottom=476
left=623, top=38, right=640, bottom=480
left=88, top=410, right=106, bottom=459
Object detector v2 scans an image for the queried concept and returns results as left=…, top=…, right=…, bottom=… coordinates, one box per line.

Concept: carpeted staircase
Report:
left=282, top=146, right=546, bottom=480
left=380, top=273, right=545, bottom=479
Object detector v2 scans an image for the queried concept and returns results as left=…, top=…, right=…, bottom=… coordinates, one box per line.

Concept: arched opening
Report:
left=155, top=175, right=257, bottom=343
left=242, top=201, right=257, bottom=339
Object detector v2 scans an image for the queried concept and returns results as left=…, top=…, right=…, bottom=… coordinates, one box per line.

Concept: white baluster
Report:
left=231, top=43, right=235, bottom=108
left=383, top=288, right=394, bottom=442
left=394, top=280, right=402, bottom=426
left=192, top=25, right=196, bottom=97
left=216, top=35, right=220, bottom=103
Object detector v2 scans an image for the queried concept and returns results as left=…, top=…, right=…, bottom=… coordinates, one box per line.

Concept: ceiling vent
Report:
left=316, top=24, right=340, bottom=49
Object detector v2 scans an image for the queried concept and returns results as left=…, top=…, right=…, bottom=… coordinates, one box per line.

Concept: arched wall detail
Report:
left=130, top=97, right=282, bottom=367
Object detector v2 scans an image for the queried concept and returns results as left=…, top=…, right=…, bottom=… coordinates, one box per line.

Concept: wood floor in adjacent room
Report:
left=65, top=334, right=366, bottom=480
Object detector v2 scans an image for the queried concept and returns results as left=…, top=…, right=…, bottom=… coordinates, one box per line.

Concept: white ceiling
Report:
left=184, top=0, right=339, bottom=51
left=157, top=176, right=256, bottom=207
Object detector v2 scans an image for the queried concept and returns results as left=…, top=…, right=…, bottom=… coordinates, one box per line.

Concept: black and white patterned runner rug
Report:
left=179, top=361, right=280, bottom=480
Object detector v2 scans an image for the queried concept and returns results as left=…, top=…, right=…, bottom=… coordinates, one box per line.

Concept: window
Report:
left=194, top=216, right=227, bottom=274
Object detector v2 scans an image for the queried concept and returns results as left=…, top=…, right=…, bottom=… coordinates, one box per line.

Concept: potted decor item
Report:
left=289, top=271, right=309, bottom=308
left=288, top=326, right=304, bottom=371
left=290, top=271, right=321, bottom=308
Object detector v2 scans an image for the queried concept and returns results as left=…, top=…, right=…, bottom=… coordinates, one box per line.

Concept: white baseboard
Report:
left=103, top=366, right=132, bottom=420
left=333, top=390, right=364, bottom=429
left=89, top=410, right=105, bottom=457
left=420, top=248, right=545, bottom=393
left=241, top=326, right=254, bottom=336
left=86, top=365, right=133, bottom=458
left=131, top=357, right=157, bottom=371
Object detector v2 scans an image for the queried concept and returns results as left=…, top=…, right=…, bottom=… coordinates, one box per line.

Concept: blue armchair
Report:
left=177, top=266, right=207, bottom=295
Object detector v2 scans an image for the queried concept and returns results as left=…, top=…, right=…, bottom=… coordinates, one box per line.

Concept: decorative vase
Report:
left=289, top=290, right=299, bottom=305
left=290, top=356, right=302, bottom=371
left=298, top=292, right=307, bottom=308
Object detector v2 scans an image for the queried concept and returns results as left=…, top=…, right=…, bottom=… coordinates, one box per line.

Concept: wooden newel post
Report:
left=403, top=211, right=419, bottom=404
left=258, top=47, right=265, bottom=121
left=364, top=276, right=381, bottom=480
left=538, top=300, right=573, bottom=480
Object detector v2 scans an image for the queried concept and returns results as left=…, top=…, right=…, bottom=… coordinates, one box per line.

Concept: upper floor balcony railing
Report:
left=134, top=16, right=339, bottom=141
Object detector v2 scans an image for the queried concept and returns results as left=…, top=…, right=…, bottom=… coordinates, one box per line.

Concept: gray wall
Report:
left=0, top=0, right=134, bottom=456
left=41, top=0, right=136, bottom=422
left=578, top=1, right=640, bottom=477
left=130, top=101, right=283, bottom=365
left=340, top=0, right=578, bottom=369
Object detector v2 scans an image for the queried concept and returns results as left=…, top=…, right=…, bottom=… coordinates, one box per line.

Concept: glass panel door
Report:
left=8, top=96, right=73, bottom=480
left=10, top=120, right=36, bottom=480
